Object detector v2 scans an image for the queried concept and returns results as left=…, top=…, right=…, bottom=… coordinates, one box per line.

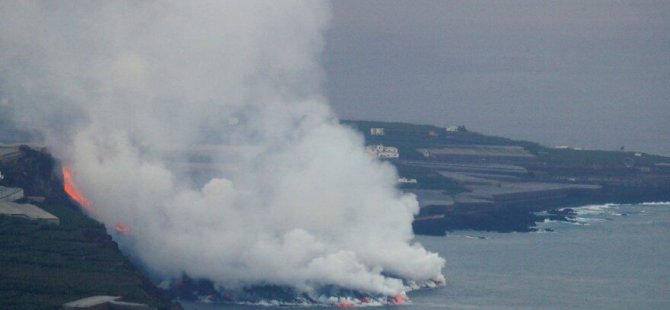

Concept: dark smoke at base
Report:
left=0, top=1, right=444, bottom=304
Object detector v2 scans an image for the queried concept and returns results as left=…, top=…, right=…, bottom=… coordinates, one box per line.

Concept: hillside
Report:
left=0, top=145, right=180, bottom=310
left=343, top=120, right=670, bottom=234
left=1, top=120, right=669, bottom=307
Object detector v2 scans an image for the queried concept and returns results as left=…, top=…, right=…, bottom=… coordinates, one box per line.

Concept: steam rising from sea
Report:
left=0, top=1, right=444, bottom=303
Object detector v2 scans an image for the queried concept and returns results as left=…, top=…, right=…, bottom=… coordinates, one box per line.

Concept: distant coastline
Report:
left=3, top=120, right=670, bottom=236
left=1, top=120, right=669, bottom=307
left=342, top=120, right=670, bottom=235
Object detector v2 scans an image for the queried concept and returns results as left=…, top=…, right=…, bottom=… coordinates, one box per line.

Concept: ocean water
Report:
left=183, top=202, right=670, bottom=310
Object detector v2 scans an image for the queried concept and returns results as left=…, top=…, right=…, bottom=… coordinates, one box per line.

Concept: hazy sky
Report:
left=324, top=0, right=670, bottom=155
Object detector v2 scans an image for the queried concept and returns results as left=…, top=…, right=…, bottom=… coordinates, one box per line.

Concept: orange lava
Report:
left=62, top=166, right=94, bottom=211
left=115, top=223, right=132, bottom=234
left=390, top=293, right=407, bottom=305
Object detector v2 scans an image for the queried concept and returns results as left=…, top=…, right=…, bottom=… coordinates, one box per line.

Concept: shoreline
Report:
left=412, top=188, right=670, bottom=235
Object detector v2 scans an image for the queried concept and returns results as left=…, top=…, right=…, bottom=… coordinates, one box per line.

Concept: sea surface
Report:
left=184, top=202, right=670, bottom=310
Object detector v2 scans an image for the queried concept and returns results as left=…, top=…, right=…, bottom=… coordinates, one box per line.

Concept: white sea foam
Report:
left=569, top=203, right=618, bottom=216
left=639, top=201, right=670, bottom=206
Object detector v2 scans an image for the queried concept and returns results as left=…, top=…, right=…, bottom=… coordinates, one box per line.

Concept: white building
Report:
left=421, top=150, right=432, bottom=158
left=366, top=144, right=399, bottom=159
left=370, top=128, right=385, bottom=136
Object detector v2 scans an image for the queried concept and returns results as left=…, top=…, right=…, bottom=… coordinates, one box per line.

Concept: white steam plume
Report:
left=0, top=1, right=444, bottom=301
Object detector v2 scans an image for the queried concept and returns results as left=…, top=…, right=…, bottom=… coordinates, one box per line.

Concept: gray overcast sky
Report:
left=324, top=0, right=670, bottom=155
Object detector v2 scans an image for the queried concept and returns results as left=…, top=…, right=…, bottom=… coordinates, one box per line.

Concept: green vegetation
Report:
left=537, top=148, right=667, bottom=168
left=342, top=120, right=545, bottom=159
left=0, top=201, right=176, bottom=310
left=342, top=119, right=670, bottom=167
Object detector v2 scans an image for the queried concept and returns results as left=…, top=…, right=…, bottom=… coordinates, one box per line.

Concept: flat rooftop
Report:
left=63, top=295, right=150, bottom=309
left=63, top=296, right=121, bottom=308
left=0, top=186, right=24, bottom=202
left=0, top=201, right=59, bottom=224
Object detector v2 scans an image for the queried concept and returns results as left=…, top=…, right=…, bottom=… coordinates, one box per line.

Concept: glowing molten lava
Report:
left=390, top=293, right=408, bottom=305
left=115, top=223, right=132, bottom=235
left=62, top=166, right=94, bottom=211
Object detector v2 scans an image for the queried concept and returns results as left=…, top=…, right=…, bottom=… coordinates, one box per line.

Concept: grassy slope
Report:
left=342, top=119, right=670, bottom=167
left=0, top=201, right=175, bottom=310
left=342, top=120, right=544, bottom=156
left=341, top=120, right=543, bottom=194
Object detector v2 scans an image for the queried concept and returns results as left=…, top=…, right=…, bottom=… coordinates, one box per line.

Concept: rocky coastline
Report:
left=342, top=120, right=670, bottom=235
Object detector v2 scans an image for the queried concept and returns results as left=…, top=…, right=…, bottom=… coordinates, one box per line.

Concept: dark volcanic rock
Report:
left=0, top=145, right=69, bottom=202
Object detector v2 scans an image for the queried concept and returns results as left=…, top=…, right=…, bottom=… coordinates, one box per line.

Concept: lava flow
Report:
left=63, top=166, right=132, bottom=235
left=390, top=292, right=408, bottom=305
left=115, top=223, right=132, bottom=235
left=62, top=166, right=94, bottom=211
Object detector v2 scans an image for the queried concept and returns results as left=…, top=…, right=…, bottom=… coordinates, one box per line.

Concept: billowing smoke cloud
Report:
left=0, top=0, right=444, bottom=302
